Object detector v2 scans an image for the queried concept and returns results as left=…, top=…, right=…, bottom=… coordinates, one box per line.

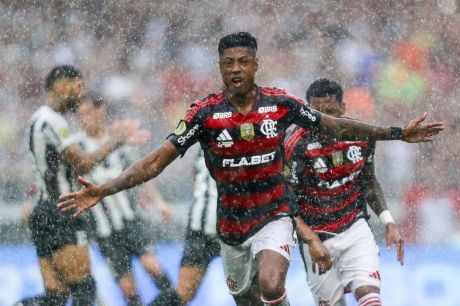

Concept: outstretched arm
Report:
left=318, top=112, right=443, bottom=142
left=362, top=162, right=404, bottom=265
left=58, top=140, right=179, bottom=216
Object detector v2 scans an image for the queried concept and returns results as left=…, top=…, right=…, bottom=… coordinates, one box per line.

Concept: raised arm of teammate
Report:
left=62, top=120, right=150, bottom=175
left=58, top=140, right=179, bottom=216
left=317, top=112, right=443, bottom=142
left=361, top=162, right=404, bottom=266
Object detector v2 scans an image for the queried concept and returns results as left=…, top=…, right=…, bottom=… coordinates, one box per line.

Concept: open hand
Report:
left=57, top=176, right=103, bottom=217
left=402, top=113, right=444, bottom=143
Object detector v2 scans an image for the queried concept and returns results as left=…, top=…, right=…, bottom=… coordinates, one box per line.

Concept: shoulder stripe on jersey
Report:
left=260, top=87, right=305, bottom=105
left=285, top=128, right=310, bottom=161
left=184, top=92, right=225, bottom=122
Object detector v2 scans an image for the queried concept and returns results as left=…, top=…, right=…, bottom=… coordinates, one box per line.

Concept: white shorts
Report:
left=220, top=217, right=296, bottom=296
left=301, top=219, right=381, bottom=305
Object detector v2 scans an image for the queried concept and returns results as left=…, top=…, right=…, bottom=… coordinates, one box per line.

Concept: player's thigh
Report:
left=220, top=239, right=257, bottom=297
left=252, top=217, right=295, bottom=287
left=38, top=257, right=67, bottom=292
left=300, top=241, right=344, bottom=305
left=52, top=244, right=91, bottom=284
left=339, top=219, right=381, bottom=293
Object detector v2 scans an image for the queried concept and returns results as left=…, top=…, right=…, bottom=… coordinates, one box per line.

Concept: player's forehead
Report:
left=219, top=46, right=256, bottom=60
left=310, top=95, right=339, bottom=106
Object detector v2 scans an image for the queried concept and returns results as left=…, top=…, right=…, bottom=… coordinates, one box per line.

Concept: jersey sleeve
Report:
left=167, top=103, right=205, bottom=156
left=42, top=114, right=77, bottom=152
left=284, top=94, right=322, bottom=130
left=366, top=141, right=377, bottom=164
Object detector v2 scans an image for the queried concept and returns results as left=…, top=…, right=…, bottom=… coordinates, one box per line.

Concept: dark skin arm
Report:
left=58, top=140, right=180, bottom=216
left=295, top=216, right=332, bottom=274
left=361, top=162, right=404, bottom=265
left=318, top=112, right=443, bottom=142
left=61, top=139, right=122, bottom=175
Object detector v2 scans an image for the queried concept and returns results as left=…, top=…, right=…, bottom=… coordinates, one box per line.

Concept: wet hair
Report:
left=306, top=78, right=343, bottom=104
left=45, top=65, right=82, bottom=91
left=218, top=32, right=257, bottom=55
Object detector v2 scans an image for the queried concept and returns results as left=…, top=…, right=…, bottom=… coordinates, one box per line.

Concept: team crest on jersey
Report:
left=240, top=123, right=255, bottom=141
left=260, top=119, right=278, bottom=138
left=226, top=275, right=238, bottom=292
left=331, top=151, right=344, bottom=166
left=174, top=120, right=187, bottom=135
left=346, top=146, right=363, bottom=163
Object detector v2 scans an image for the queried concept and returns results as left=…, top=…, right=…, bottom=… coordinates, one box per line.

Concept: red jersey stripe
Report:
left=309, top=207, right=361, bottom=232
left=184, top=93, right=225, bottom=122
left=299, top=190, right=360, bottom=215
left=315, top=159, right=366, bottom=180
left=301, top=178, right=357, bottom=197
left=203, top=107, right=289, bottom=129
left=220, top=184, right=285, bottom=209
left=285, top=128, right=310, bottom=161
left=209, top=136, right=282, bottom=157
left=217, top=204, right=290, bottom=236
left=213, top=159, right=283, bottom=182
left=306, top=141, right=369, bottom=158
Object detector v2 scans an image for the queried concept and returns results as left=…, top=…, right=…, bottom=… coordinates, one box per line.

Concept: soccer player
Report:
left=284, top=79, right=405, bottom=306
left=76, top=94, right=173, bottom=306
left=23, top=65, right=142, bottom=306
left=149, top=149, right=220, bottom=306
left=57, top=32, right=443, bottom=306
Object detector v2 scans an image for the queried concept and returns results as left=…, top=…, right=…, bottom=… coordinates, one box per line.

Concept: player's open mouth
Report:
left=231, top=77, right=243, bottom=88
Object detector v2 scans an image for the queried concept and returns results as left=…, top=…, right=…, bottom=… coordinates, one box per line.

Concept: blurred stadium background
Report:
left=0, top=0, right=459, bottom=305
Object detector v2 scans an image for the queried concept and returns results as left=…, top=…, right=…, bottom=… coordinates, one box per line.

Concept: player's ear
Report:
left=254, top=57, right=259, bottom=72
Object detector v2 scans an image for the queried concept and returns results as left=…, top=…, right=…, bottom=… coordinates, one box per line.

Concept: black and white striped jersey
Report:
left=188, top=149, right=218, bottom=236
left=76, top=132, right=139, bottom=238
left=28, top=106, right=78, bottom=202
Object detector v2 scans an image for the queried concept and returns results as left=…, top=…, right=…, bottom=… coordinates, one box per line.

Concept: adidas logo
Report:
left=217, top=130, right=234, bottom=148
left=313, top=157, right=328, bottom=173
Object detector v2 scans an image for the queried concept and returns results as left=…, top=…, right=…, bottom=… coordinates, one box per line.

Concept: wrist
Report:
left=379, top=210, right=395, bottom=225
left=390, top=127, right=403, bottom=140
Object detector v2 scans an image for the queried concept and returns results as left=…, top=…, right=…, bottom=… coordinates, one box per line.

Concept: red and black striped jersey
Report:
left=284, top=126, right=375, bottom=233
left=168, top=86, right=322, bottom=245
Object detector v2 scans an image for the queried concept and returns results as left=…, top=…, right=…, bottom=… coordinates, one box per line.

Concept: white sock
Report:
left=262, top=290, right=290, bottom=306
left=357, top=292, right=381, bottom=306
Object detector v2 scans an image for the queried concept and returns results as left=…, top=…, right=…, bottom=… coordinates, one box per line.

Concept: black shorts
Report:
left=30, top=200, right=87, bottom=258
left=97, top=219, right=152, bottom=279
left=181, top=229, right=220, bottom=268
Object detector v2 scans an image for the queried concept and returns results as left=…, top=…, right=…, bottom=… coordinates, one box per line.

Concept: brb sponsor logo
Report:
left=178, top=124, right=199, bottom=145
left=258, top=105, right=277, bottom=113
left=222, top=151, right=276, bottom=167
left=300, top=107, right=317, bottom=122
left=213, top=112, right=232, bottom=119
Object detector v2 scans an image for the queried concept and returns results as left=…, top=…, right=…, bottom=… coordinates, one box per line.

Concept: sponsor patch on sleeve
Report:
left=174, top=120, right=187, bottom=135
left=58, top=127, right=70, bottom=138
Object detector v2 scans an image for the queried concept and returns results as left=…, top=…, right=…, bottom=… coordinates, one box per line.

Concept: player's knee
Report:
left=68, top=275, right=96, bottom=306
left=118, top=274, right=137, bottom=296
left=357, top=292, right=381, bottom=306
left=354, top=285, right=379, bottom=300
left=259, top=278, right=285, bottom=302
left=261, top=289, right=288, bottom=306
